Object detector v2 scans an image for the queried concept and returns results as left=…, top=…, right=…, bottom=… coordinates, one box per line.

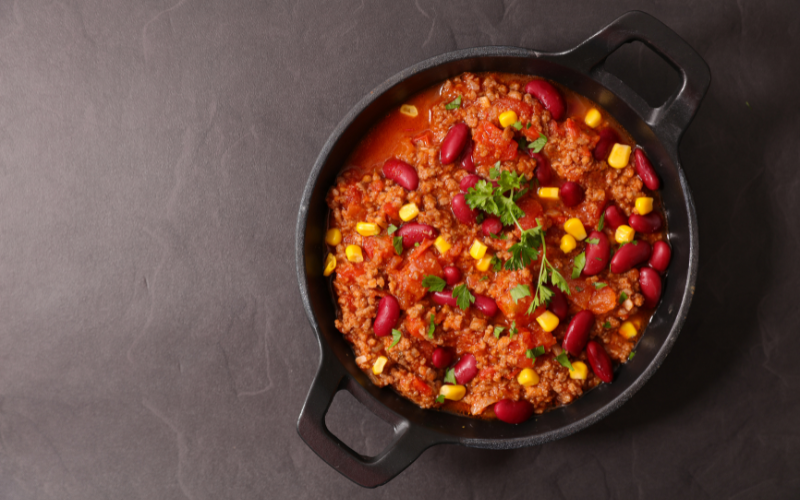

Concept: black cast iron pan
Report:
left=295, top=11, right=710, bottom=488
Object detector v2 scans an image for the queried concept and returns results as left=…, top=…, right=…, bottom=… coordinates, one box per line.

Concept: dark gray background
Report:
left=0, top=0, right=797, bottom=498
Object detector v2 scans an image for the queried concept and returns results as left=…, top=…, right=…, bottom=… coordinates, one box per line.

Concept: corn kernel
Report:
left=569, top=361, right=589, bottom=380
left=399, top=203, right=420, bottom=221
left=345, top=245, right=363, bottom=263
left=564, top=218, right=587, bottom=241
left=434, top=236, right=452, bottom=255
left=476, top=255, right=492, bottom=272
left=615, top=224, right=635, bottom=244
left=399, top=104, right=418, bottom=117
left=325, top=228, right=342, bottom=246
left=372, top=356, right=388, bottom=374
left=635, top=197, right=653, bottom=215
left=608, top=143, right=632, bottom=169
left=538, top=187, right=560, bottom=200
left=356, top=222, right=380, bottom=236
left=619, top=321, right=638, bottom=339
left=469, top=239, right=488, bottom=260
left=536, top=311, right=560, bottom=332
left=560, top=234, right=577, bottom=254
left=498, top=110, right=518, bottom=128
left=439, top=384, right=466, bottom=401
left=323, top=254, right=336, bottom=277
left=584, top=108, right=602, bottom=128
left=517, top=368, right=540, bottom=387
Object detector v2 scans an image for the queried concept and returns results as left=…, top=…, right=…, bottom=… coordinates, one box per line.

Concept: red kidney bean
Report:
left=494, top=399, right=534, bottom=424
left=473, top=294, right=498, bottom=317
left=633, top=148, right=660, bottom=191
left=530, top=152, right=553, bottom=185
left=547, top=285, right=568, bottom=320
left=582, top=231, right=610, bottom=276
left=431, top=347, right=453, bottom=369
left=586, top=340, right=613, bottom=383
left=649, top=241, right=672, bottom=273
left=458, top=140, right=476, bottom=173
left=594, top=128, right=619, bottom=161
left=454, top=354, right=478, bottom=384
left=629, top=213, right=662, bottom=234
left=562, top=310, right=595, bottom=357
left=610, top=240, right=652, bottom=274
left=604, top=205, right=627, bottom=230
left=373, top=295, right=400, bottom=337
left=481, top=215, right=503, bottom=236
left=431, top=290, right=459, bottom=308
left=443, top=266, right=461, bottom=286
left=560, top=181, right=584, bottom=207
left=440, top=123, right=470, bottom=165
left=382, top=158, right=419, bottom=191
left=397, top=222, right=438, bottom=248
left=452, top=193, right=478, bottom=224
left=524, top=80, right=565, bottom=121
left=639, top=267, right=663, bottom=309
left=460, top=174, right=481, bottom=193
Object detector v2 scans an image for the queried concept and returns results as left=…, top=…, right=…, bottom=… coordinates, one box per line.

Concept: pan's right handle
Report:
left=552, top=11, right=711, bottom=146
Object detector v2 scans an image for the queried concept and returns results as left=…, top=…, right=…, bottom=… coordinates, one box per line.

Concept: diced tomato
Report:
left=493, top=98, right=533, bottom=124
left=517, top=197, right=544, bottom=230
left=404, top=315, right=428, bottom=341
left=336, top=262, right=365, bottom=285
left=590, top=286, right=618, bottom=314
left=342, top=184, right=365, bottom=219
left=382, top=202, right=399, bottom=219
left=363, top=236, right=396, bottom=264
left=389, top=248, right=443, bottom=309
left=567, top=278, right=593, bottom=311
left=473, top=121, right=518, bottom=166
left=411, top=376, right=433, bottom=396
left=412, top=130, right=434, bottom=146
left=477, top=367, right=495, bottom=381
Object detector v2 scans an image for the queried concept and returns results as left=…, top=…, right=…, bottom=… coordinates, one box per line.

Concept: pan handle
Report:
left=553, top=11, right=710, bottom=145
left=296, top=352, right=435, bottom=488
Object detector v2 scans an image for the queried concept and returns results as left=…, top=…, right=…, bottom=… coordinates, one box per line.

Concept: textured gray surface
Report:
left=0, top=0, right=797, bottom=498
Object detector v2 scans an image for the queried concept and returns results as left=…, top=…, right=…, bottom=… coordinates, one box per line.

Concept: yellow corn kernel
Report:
left=569, top=361, right=589, bottom=380
left=536, top=310, right=560, bottom=332
left=400, top=104, right=418, bottom=117
left=372, top=356, right=388, bottom=375
left=564, top=218, right=587, bottom=241
left=635, top=197, right=653, bottom=215
left=325, top=228, right=342, bottom=246
left=498, top=110, right=518, bottom=128
left=439, top=384, right=466, bottom=401
left=434, top=236, right=452, bottom=255
left=615, top=224, right=635, bottom=244
left=517, top=368, right=540, bottom=387
left=469, top=239, right=488, bottom=260
left=476, top=255, right=492, bottom=272
left=345, top=245, right=363, bottom=263
left=584, top=108, right=602, bottom=128
left=608, top=143, right=632, bottom=169
left=399, top=203, right=420, bottom=221
left=356, top=222, right=380, bottom=236
left=323, top=254, right=337, bottom=277
left=560, top=234, right=577, bottom=254
left=619, top=321, right=638, bottom=339
left=538, top=187, right=560, bottom=200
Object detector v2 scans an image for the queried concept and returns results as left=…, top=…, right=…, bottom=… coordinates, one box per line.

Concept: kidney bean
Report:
left=431, top=347, right=453, bottom=369
left=431, top=290, right=459, bottom=308
left=454, top=354, right=478, bottom=384
left=639, top=267, right=663, bottom=309
left=452, top=193, right=478, bottom=224
left=604, top=205, right=627, bottom=230
left=547, top=285, right=568, bottom=320
left=373, top=295, right=400, bottom=337
left=460, top=174, right=481, bottom=193
left=443, top=266, right=462, bottom=286
left=629, top=213, right=662, bottom=234
left=594, top=128, right=619, bottom=161
left=494, top=399, right=535, bottom=424
left=560, top=181, right=584, bottom=207
left=586, top=340, right=614, bottom=383
left=458, top=140, right=476, bottom=173
left=610, top=240, right=652, bottom=274
left=562, top=310, right=595, bottom=357
left=649, top=241, right=672, bottom=273
left=397, top=222, right=438, bottom=248
left=530, top=152, right=553, bottom=185
left=633, top=148, right=660, bottom=191
left=482, top=215, right=503, bottom=236
left=582, top=231, right=610, bottom=276
left=473, top=294, right=498, bottom=317
left=524, top=80, right=565, bottom=121
left=440, top=123, right=470, bottom=165
left=382, top=158, right=419, bottom=191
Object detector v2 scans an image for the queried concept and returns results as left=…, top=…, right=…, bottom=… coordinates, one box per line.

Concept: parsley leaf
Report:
left=572, top=252, right=586, bottom=279
left=526, top=122, right=532, bottom=129
left=387, top=224, right=398, bottom=235
left=428, top=313, right=435, bottom=339
left=628, top=350, right=636, bottom=361
left=392, top=236, right=403, bottom=255
left=528, top=132, right=547, bottom=153
left=489, top=232, right=507, bottom=240
left=575, top=286, right=583, bottom=292
left=506, top=227, right=542, bottom=270
left=619, top=291, right=629, bottom=304
left=444, top=368, right=457, bottom=384
left=391, top=329, right=402, bottom=348
left=586, top=237, right=600, bottom=245
left=512, top=120, right=523, bottom=131
left=550, top=268, right=569, bottom=294
left=491, top=254, right=503, bottom=272
left=464, top=180, right=498, bottom=214
left=510, top=321, right=518, bottom=337
left=422, top=275, right=446, bottom=292
left=603, top=321, right=612, bottom=329
left=436, top=394, right=446, bottom=403
left=526, top=345, right=546, bottom=359
left=452, top=284, right=475, bottom=310
left=597, top=213, right=605, bottom=231
left=510, top=284, right=531, bottom=304
left=556, top=351, right=574, bottom=370
left=489, top=163, right=501, bottom=179
left=593, top=282, right=607, bottom=289
left=493, top=326, right=505, bottom=339
left=445, top=95, right=462, bottom=110
left=479, top=275, right=489, bottom=281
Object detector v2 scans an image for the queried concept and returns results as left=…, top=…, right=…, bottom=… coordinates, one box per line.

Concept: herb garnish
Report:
left=572, top=252, right=586, bottom=279
left=422, top=275, right=446, bottom=292
left=510, top=284, right=531, bottom=304
left=619, top=291, right=629, bottom=304
left=528, top=133, right=548, bottom=153
left=387, top=224, right=398, bottom=235
left=597, top=213, right=605, bottom=231
left=427, top=313, right=435, bottom=339
left=493, top=326, right=505, bottom=339
left=586, top=237, right=600, bottom=245
left=445, top=95, right=462, bottom=110
left=436, top=394, right=446, bottom=403
left=452, top=284, right=475, bottom=310
left=628, top=350, right=636, bottom=361
left=593, top=282, right=607, bottom=289
left=512, top=120, right=523, bottom=131
left=556, top=351, right=574, bottom=370
left=603, top=321, right=612, bottom=329
left=510, top=321, right=518, bottom=338
left=526, top=345, right=546, bottom=359
left=391, top=329, right=402, bottom=348
left=392, top=236, right=403, bottom=255
left=444, top=368, right=457, bottom=384
left=491, top=255, right=503, bottom=272
left=489, top=232, right=508, bottom=240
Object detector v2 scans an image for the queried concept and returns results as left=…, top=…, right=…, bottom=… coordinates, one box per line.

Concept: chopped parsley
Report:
left=510, top=321, right=518, bottom=338
left=510, top=284, right=531, bottom=304
left=575, top=286, right=583, bottom=292
left=427, top=313, right=436, bottom=339
left=436, top=394, right=446, bottom=403
left=452, top=284, right=475, bottom=310
left=555, top=351, right=574, bottom=370
left=445, top=95, right=462, bottom=110
left=597, top=213, right=605, bottom=231
left=444, top=368, right=457, bottom=384
left=526, top=345, right=546, bottom=359
left=526, top=122, right=532, bottom=129
left=493, top=326, right=505, bottom=339
left=392, top=236, right=403, bottom=255
left=586, top=237, right=600, bottom=245
left=421, top=275, right=447, bottom=292
left=387, top=224, right=398, bottom=235
left=619, top=291, right=629, bottom=304
left=628, top=350, right=636, bottom=361
left=390, top=329, right=402, bottom=348
left=603, top=321, right=612, bottom=329
left=528, top=132, right=547, bottom=153
left=479, top=275, right=489, bottom=281
left=489, top=232, right=508, bottom=240
left=572, top=252, right=586, bottom=279
left=512, top=120, right=523, bottom=131
left=593, top=282, right=607, bottom=289
left=491, top=255, right=503, bottom=272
